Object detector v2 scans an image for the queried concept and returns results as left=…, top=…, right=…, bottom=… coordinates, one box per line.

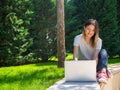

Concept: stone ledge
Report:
left=109, top=64, right=120, bottom=74
left=47, top=64, right=120, bottom=90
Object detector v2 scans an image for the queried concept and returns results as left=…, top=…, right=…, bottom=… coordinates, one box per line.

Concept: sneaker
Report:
left=97, top=72, right=109, bottom=84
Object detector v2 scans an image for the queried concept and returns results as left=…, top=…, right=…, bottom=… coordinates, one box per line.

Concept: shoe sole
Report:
left=99, top=79, right=107, bottom=84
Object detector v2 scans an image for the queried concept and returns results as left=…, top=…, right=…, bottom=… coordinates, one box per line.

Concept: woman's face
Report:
left=84, top=24, right=95, bottom=38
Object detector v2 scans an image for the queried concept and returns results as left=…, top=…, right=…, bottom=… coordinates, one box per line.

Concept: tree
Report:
left=30, top=0, right=57, bottom=62
left=65, top=0, right=80, bottom=53
left=117, top=0, right=120, bottom=56
left=96, top=0, right=119, bottom=57
left=0, top=0, right=32, bottom=66
left=117, top=0, right=120, bottom=24
left=57, top=0, right=66, bottom=67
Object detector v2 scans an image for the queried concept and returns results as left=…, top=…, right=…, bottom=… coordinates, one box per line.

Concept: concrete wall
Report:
left=102, top=64, right=120, bottom=90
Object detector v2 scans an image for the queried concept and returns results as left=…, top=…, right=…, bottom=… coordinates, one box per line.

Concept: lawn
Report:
left=0, top=62, right=64, bottom=90
left=0, top=57, right=119, bottom=90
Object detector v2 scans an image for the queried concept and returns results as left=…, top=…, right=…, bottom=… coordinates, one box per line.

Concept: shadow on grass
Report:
left=35, top=61, right=58, bottom=66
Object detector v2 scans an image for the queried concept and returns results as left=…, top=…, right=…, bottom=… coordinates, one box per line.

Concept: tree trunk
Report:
left=56, top=0, right=66, bottom=68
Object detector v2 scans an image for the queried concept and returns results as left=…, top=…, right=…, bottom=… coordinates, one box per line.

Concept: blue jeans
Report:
left=97, top=49, right=108, bottom=71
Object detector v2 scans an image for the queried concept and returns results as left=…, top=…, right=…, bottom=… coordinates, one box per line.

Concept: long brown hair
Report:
left=82, top=19, right=99, bottom=48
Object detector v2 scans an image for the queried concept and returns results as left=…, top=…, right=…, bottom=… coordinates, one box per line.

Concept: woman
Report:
left=73, top=19, right=110, bottom=84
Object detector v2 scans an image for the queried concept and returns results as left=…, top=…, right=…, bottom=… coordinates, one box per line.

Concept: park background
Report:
left=0, top=0, right=120, bottom=90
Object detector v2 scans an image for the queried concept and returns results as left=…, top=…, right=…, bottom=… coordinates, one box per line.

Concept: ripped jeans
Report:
left=97, top=49, right=108, bottom=72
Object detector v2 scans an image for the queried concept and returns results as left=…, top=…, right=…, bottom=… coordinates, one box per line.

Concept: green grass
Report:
left=108, top=58, right=120, bottom=65
left=0, top=62, right=64, bottom=90
left=0, top=56, right=119, bottom=90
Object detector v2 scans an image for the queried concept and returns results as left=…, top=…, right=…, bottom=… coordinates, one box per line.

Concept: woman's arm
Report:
left=73, top=46, right=79, bottom=60
left=93, top=50, right=100, bottom=65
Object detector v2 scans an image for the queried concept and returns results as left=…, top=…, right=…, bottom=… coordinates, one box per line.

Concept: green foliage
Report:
left=0, top=0, right=119, bottom=66
left=65, top=0, right=82, bottom=52
left=0, top=0, right=32, bottom=66
left=65, top=0, right=119, bottom=57
left=30, top=0, right=57, bottom=62
left=117, top=0, right=120, bottom=56
left=96, top=0, right=119, bottom=57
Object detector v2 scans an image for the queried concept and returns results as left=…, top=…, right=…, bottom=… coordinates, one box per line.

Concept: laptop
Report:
left=64, top=60, right=96, bottom=81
